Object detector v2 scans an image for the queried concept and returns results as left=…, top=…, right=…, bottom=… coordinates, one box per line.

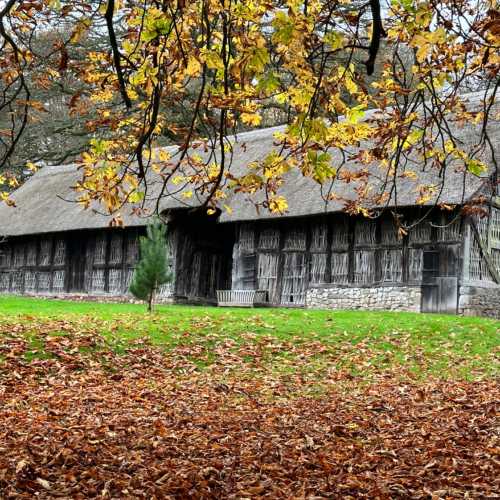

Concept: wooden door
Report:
left=68, top=237, right=87, bottom=292
left=435, top=277, right=458, bottom=314
left=280, top=252, right=307, bottom=306
left=421, top=251, right=458, bottom=314
left=421, top=251, right=440, bottom=312
left=257, top=253, right=280, bottom=304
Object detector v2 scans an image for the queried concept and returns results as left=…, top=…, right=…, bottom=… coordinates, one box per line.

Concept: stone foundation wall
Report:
left=306, top=285, right=422, bottom=312
left=458, top=283, right=500, bottom=319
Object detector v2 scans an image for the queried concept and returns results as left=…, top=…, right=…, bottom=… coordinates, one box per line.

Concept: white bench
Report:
left=216, top=290, right=268, bottom=307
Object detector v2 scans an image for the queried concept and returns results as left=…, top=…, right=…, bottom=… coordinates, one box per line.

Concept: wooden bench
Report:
left=216, top=290, right=268, bottom=307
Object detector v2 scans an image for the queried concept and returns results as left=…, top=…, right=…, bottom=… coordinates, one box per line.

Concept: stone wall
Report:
left=458, top=283, right=500, bottom=319
left=306, top=285, right=422, bottom=312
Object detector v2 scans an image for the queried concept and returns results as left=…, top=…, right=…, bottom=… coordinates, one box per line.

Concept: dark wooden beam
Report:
left=326, top=215, right=333, bottom=283
left=347, top=216, right=355, bottom=284
left=120, top=229, right=129, bottom=294
left=375, top=218, right=382, bottom=282
left=104, top=231, right=111, bottom=293
left=8, top=241, right=14, bottom=292
left=21, top=238, right=27, bottom=294
left=35, top=235, right=40, bottom=293
left=49, top=235, right=55, bottom=292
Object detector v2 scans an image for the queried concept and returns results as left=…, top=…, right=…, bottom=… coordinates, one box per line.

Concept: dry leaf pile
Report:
left=0, top=322, right=499, bottom=499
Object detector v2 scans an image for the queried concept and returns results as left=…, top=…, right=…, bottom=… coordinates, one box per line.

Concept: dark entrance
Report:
left=171, top=210, right=234, bottom=303
left=67, top=235, right=87, bottom=292
left=421, top=250, right=458, bottom=314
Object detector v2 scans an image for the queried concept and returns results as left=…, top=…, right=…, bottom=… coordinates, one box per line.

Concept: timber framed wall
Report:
left=1, top=203, right=498, bottom=316
left=231, top=208, right=465, bottom=308
left=0, top=227, right=168, bottom=297
left=459, top=201, right=500, bottom=318
left=0, top=234, right=68, bottom=294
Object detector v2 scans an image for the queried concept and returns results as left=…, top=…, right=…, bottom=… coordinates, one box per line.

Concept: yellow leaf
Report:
left=26, top=161, right=38, bottom=172
left=158, top=149, right=171, bottom=161
left=444, top=140, right=455, bottom=154
left=186, top=57, right=202, bottom=77
left=241, top=112, right=262, bottom=126
left=128, top=191, right=145, bottom=203
left=269, top=196, right=288, bottom=214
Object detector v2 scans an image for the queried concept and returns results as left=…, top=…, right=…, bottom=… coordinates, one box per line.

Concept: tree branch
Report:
left=365, top=0, right=386, bottom=75
left=104, top=0, right=131, bottom=109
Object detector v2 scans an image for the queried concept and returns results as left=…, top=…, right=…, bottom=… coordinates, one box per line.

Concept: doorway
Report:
left=67, top=236, right=87, bottom=292
left=421, top=250, right=458, bottom=314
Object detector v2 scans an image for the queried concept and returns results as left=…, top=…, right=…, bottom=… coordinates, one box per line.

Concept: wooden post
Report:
left=326, top=215, right=333, bottom=283
left=35, top=235, right=40, bottom=293
left=104, top=231, right=111, bottom=293
left=64, top=234, right=72, bottom=293
left=402, top=225, right=409, bottom=284
left=276, top=224, right=285, bottom=305
left=252, top=222, right=258, bottom=289
left=48, top=235, right=55, bottom=292
left=457, top=215, right=468, bottom=285
left=21, top=238, right=27, bottom=294
left=8, top=241, right=13, bottom=292
left=120, top=229, right=128, bottom=294
left=305, top=218, right=312, bottom=289
left=375, top=217, right=382, bottom=283
left=347, top=216, right=355, bottom=284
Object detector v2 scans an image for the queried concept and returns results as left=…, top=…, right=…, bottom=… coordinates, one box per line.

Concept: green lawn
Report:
left=0, top=295, right=498, bottom=385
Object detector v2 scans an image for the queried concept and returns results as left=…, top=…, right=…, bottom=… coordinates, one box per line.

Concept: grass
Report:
left=0, top=295, right=498, bottom=383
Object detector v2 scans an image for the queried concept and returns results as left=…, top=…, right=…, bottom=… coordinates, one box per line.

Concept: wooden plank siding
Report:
left=0, top=227, right=144, bottom=296
left=1, top=206, right=498, bottom=308
left=231, top=208, right=466, bottom=307
left=466, top=205, right=500, bottom=284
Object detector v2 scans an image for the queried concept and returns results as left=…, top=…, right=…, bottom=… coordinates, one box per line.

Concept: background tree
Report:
left=129, top=219, right=172, bottom=312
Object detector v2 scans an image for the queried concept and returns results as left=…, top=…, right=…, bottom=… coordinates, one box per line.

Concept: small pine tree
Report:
left=129, top=219, right=173, bottom=312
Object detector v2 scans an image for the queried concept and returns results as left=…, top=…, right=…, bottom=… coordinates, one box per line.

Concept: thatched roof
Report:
left=221, top=134, right=496, bottom=223
left=216, top=93, right=499, bottom=222
left=0, top=91, right=497, bottom=236
left=0, top=164, right=149, bottom=237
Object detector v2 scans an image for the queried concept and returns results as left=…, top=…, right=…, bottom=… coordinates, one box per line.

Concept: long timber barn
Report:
left=0, top=93, right=499, bottom=317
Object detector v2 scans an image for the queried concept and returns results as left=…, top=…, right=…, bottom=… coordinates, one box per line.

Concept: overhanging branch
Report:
left=104, top=0, right=131, bottom=109
left=365, top=0, right=386, bottom=75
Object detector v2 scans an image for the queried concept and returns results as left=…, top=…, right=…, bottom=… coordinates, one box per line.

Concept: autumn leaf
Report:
left=268, top=195, right=288, bottom=213
left=241, top=112, right=262, bottom=126
left=0, top=307, right=498, bottom=498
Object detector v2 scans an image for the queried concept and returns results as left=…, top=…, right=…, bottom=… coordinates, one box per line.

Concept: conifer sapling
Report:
left=129, top=219, right=173, bottom=312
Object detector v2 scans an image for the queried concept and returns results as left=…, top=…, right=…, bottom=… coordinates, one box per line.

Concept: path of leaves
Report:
left=0, top=323, right=499, bottom=499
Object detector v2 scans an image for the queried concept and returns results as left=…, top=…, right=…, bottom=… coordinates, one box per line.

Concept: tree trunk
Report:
left=148, top=283, right=157, bottom=313
left=148, top=289, right=154, bottom=312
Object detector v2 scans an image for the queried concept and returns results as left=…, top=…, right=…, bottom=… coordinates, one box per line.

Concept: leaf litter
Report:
left=0, top=317, right=498, bottom=498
